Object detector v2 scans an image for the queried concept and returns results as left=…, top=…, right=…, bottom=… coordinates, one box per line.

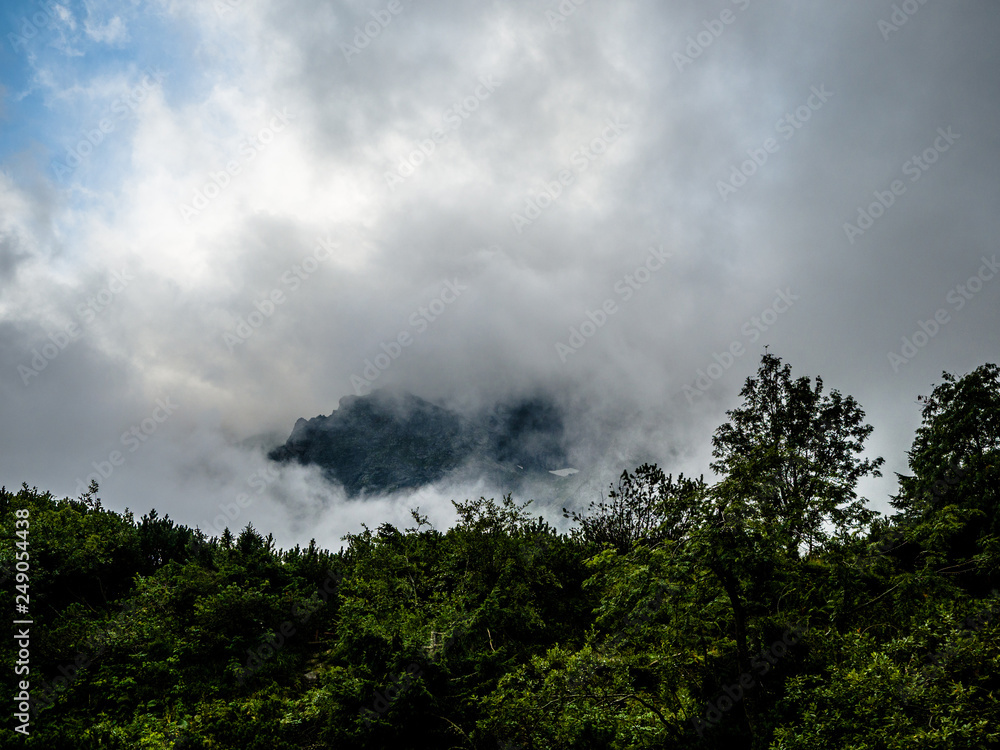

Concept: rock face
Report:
left=268, top=389, right=567, bottom=496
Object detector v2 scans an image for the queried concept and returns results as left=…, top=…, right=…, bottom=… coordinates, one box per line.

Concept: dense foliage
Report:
left=2, top=355, right=999, bottom=749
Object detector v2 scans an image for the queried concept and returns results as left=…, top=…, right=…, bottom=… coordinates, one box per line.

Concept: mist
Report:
left=1, top=0, right=998, bottom=549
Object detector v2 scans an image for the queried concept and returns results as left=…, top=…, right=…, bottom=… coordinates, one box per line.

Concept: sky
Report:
left=1, top=0, right=997, bottom=551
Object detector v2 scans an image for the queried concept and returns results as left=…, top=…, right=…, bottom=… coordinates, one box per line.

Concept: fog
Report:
left=1, top=0, right=997, bottom=550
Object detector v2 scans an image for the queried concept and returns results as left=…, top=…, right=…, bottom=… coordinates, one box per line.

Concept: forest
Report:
left=2, top=354, right=998, bottom=749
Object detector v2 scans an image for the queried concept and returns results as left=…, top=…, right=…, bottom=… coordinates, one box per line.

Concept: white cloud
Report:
left=0, top=0, right=998, bottom=544
left=84, top=15, right=127, bottom=44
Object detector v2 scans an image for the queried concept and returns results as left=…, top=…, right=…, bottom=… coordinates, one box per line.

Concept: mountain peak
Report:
left=269, top=389, right=566, bottom=496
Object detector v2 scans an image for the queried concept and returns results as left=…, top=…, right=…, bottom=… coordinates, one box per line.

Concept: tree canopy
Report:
left=2, top=354, right=998, bottom=749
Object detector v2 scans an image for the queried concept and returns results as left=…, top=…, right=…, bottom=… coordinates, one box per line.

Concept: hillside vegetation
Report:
left=2, top=354, right=999, bottom=749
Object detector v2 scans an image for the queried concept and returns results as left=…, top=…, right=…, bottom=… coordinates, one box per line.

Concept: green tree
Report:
left=710, top=352, right=883, bottom=559
left=700, top=352, right=883, bottom=741
left=891, top=363, right=1000, bottom=579
left=562, top=464, right=704, bottom=553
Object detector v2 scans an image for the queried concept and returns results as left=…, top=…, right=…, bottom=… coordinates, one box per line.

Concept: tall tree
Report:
left=711, top=351, right=883, bottom=559
left=892, top=363, right=1000, bottom=577
left=700, top=352, right=883, bottom=739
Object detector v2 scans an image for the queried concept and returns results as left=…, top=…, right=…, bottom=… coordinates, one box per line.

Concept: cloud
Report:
left=0, top=0, right=998, bottom=548
left=84, top=15, right=127, bottom=45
